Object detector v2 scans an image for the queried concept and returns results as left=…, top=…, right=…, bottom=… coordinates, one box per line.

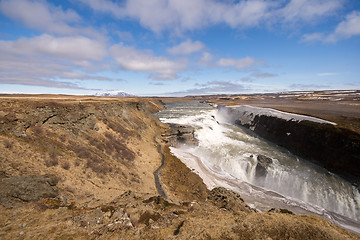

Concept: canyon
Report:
left=0, top=94, right=359, bottom=239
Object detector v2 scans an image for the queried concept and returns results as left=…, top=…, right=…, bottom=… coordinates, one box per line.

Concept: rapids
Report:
left=157, top=101, right=360, bottom=234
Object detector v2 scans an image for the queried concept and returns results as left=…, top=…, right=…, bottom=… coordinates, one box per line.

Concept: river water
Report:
left=157, top=101, right=360, bottom=234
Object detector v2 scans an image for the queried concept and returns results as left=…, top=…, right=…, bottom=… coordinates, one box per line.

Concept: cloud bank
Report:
left=81, top=0, right=344, bottom=33
left=0, top=0, right=357, bottom=94
left=110, top=43, right=187, bottom=80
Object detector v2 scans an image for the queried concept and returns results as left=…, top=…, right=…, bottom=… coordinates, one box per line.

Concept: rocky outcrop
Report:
left=163, top=124, right=198, bottom=146
left=255, top=155, right=273, bottom=177
left=236, top=114, right=360, bottom=187
left=2, top=188, right=357, bottom=240
left=207, top=187, right=255, bottom=214
left=0, top=99, right=161, bottom=137
left=0, top=175, right=59, bottom=207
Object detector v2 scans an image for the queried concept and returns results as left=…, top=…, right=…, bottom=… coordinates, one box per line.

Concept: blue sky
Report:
left=0, top=0, right=359, bottom=96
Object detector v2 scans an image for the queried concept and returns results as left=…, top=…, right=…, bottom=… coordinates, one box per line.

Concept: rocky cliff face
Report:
left=163, top=123, right=198, bottom=147
left=227, top=107, right=360, bottom=187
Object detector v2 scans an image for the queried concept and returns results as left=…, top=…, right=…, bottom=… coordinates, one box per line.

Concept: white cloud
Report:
left=0, top=53, right=84, bottom=89
left=300, top=32, right=325, bottom=42
left=217, top=57, right=260, bottom=70
left=167, top=40, right=204, bottom=55
left=81, top=0, right=275, bottom=33
left=317, top=72, right=337, bottom=76
left=289, top=83, right=330, bottom=90
left=199, top=52, right=213, bottom=66
left=221, top=0, right=275, bottom=28
left=238, top=71, right=277, bottom=82
left=0, top=34, right=264, bottom=84
left=169, top=80, right=249, bottom=96
left=78, top=0, right=123, bottom=17
left=279, top=0, right=342, bottom=23
left=60, top=72, right=118, bottom=81
left=0, top=0, right=100, bottom=38
left=199, top=52, right=263, bottom=72
left=0, top=34, right=114, bottom=89
left=0, top=34, right=107, bottom=62
left=302, top=10, right=360, bottom=43
left=327, top=11, right=360, bottom=42
left=122, top=0, right=177, bottom=34
left=80, top=0, right=346, bottom=35
left=0, top=74, right=87, bottom=89
left=0, top=33, right=187, bottom=86
left=115, top=31, right=134, bottom=42
left=240, top=77, right=253, bottom=82
left=252, top=72, right=278, bottom=78
left=110, top=43, right=187, bottom=80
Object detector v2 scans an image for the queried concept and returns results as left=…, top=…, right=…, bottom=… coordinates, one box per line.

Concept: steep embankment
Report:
left=0, top=96, right=358, bottom=239
left=220, top=105, right=360, bottom=186
left=0, top=96, right=165, bottom=206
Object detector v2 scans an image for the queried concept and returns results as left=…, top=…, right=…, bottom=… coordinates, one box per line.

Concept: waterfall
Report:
left=157, top=101, right=360, bottom=234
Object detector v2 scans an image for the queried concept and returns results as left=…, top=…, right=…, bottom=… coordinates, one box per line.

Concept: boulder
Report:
left=255, top=155, right=273, bottom=177
left=166, top=124, right=198, bottom=146
left=207, top=187, right=255, bottom=214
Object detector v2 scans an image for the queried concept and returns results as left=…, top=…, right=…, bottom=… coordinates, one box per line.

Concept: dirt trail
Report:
left=153, top=136, right=167, bottom=198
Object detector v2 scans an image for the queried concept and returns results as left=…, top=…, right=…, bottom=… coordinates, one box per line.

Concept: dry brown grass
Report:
left=59, top=134, right=66, bottom=143
left=70, top=142, right=92, bottom=159
left=104, top=132, right=135, bottom=162
left=3, top=139, right=12, bottom=149
left=114, top=142, right=135, bottom=162
left=87, top=136, right=108, bottom=154
left=74, top=160, right=81, bottom=167
left=61, top=161, right=70, bottom=170
left=130, top=172, right=140, bottom=183
left=32, top=126, right=43, bottom=135
left=103, top=119, right=133, bottom=139
left=86, top=132, right=136, bottom=163
left=86, top=156, right=112, bottom=175
left=44, top=156, right=58, bottom=167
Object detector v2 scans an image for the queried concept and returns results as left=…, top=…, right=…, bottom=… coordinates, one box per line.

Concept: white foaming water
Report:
left=224, top=105, right=337, bottom=125
left=157, top=101, right=360, bottom=234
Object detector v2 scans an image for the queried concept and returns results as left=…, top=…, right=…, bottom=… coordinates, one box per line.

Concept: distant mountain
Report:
left=94, top=91, right=135, bottom=97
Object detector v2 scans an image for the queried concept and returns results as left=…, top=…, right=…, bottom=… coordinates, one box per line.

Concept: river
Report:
left=157, top=101, right=360, bottom=234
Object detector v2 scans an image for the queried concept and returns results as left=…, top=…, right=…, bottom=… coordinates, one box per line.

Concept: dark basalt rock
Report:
left=165, top=124, right=198, bottom=146
left=255, top=155, right=273, bottom=177
left=268, top=208, right=294, bottom=215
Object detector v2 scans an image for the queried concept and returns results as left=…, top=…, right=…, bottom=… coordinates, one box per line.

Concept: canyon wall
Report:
left=220, top=105, right=360, bottom=187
